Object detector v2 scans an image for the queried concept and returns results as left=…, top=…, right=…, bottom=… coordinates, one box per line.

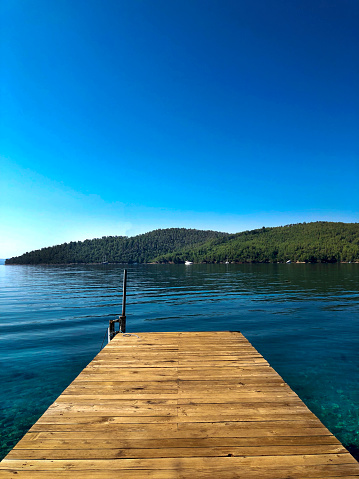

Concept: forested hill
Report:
left=154, top=222, right=359, bottom=264
left=5, top=222, right=359, bottom=265
left=5, top=228, right=228, bottom=265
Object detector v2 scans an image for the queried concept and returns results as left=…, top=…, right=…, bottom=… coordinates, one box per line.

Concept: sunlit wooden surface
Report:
left=1, top=331, right=358, bottom=478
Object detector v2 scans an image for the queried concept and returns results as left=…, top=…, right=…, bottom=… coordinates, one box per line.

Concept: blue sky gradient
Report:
left=1, top=0, right=358, bottom=257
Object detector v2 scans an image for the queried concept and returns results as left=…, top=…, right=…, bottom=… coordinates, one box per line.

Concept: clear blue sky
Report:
left=1, top=0, right=358, bottom=258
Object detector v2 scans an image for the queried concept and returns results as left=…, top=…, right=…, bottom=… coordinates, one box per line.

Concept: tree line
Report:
left=154, top=222, right=359, bottom=264
left=5, top=222, right=359, bottom=265
left=5, top=228, right=227, bottom=264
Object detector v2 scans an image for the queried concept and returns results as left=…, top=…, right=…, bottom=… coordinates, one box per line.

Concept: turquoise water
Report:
left=0, top=263, right=358, bottom=460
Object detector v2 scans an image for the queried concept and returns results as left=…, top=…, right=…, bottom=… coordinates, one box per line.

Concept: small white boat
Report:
left=286, top=260, right=291, bottom=264
left=185, top=261, right=193, bottom=265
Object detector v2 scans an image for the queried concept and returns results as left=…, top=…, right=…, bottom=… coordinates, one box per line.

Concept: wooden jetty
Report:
left=1, top=331, right=358, bottom=478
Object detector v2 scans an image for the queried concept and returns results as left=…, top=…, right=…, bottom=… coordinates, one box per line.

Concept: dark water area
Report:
left=0, top=263, right=358, bottom=460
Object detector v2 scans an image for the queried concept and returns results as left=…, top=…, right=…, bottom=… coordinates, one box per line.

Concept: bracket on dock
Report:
left=108, top=269, right=127, bottom=342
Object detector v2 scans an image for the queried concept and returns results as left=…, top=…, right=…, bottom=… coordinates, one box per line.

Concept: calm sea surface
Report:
left=0, top=263, right=358, bottom=460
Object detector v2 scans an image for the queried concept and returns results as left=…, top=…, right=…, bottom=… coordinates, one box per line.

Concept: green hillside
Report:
left=5, top=228, right=228, bottom=265
left=154, top=222, right=359, bottom=264
left=5, top=222, right=359, bottom=265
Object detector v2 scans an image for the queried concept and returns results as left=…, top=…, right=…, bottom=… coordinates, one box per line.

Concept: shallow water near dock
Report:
left=0, top=263, right=358, bottom=460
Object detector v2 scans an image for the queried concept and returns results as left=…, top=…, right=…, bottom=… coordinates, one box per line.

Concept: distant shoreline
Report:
left=5, top=223, right=359, bottom=265
left=4, top=261, right=359, bottom=266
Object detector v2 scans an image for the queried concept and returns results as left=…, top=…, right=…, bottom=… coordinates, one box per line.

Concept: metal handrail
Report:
left=108, top=269, right=127, bottom=342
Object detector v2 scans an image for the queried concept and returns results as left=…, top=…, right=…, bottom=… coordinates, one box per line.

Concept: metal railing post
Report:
left=107, top=269, right=127, bottom=342
left=119, top=269, right=127, bottom=333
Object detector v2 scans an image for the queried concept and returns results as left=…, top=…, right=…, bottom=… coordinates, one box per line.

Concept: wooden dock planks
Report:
left=1, top=330, right=358, bottom=478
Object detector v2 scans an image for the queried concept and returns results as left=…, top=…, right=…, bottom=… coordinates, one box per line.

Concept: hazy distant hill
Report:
left=5, top=222, right=359, bottom=265
left=5, top=228, right=228, bottom=265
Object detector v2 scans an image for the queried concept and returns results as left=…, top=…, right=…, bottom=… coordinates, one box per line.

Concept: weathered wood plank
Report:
left=0, top=467, right=358, bottom=479
left=29, top=421, right=333, bottom=436
left=1, top=454, right=358, bottom=470
left=56, top=394, right=303, bottom=403
left=15, top=434, right=342, bottom=448
left=7, top=444, right=348, bottom=459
